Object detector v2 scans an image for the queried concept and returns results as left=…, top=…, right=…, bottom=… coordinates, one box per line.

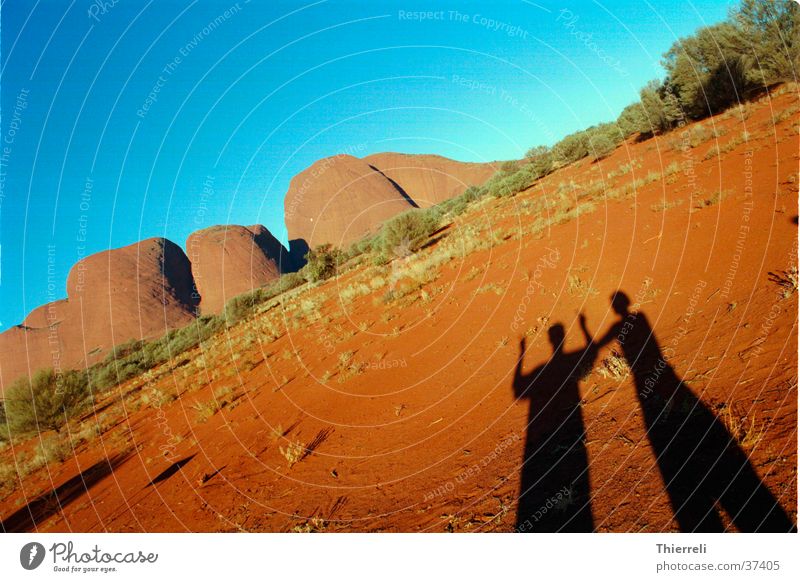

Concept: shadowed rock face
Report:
left=363, top=153, right=495, bottom=208
left=0, top=238, right=198, bottom=389
left=284, top=154, right=416, bottom=249
left=186, top=224, right=289, bottom=315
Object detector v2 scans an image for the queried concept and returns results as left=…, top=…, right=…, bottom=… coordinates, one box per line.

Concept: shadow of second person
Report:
left=599, top=291, right=795, bottom=532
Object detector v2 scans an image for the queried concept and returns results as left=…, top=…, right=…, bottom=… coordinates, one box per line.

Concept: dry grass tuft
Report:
left=768, top=267, right=798, bottom=298
left=597, top=351, right=630, bottom=380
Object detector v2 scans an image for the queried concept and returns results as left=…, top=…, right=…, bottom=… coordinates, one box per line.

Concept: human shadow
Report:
left=1, top=452, right=131, bottom=532
left=597, top=291, right=795, bottom=532
left=513, top=316, right=598, bottom=532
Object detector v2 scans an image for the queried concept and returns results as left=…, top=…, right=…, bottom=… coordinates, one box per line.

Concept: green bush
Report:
left=736, top=0, right=799, bottom=87
left=462, top=184, right=487, bottom=203
left=554, top=131, right=590, bottom=164
left=345, top=235, right=378, bottom=260
left=377, top=209, right=440, bottom=257
left=487, top=166, right=535, bottom=197
left=614, top=1, right=798, bottom=138
left=274, top=271, right=306, bottom=296
left=106, top=338, right=146, bottom=361
left=222, top=294, right=257, bottom=325
left=4, top=369, right=91, bottom=435
left=524, top=145, right=548, bottom=161
left=616, top=102, right=647, bottom=137
left=498, top=160, right=520, bottom=174
left=588, top=133, right=617, bottom=161
left=222, top=272, right=305, bottom=324
left=0, top=401, right=9, bottom=444
left=424, top=184, right=488, bottom=219
left=88, top=315, right=224, bottom=391
left=302, top=244, right=343, bottom=283
left=528, top=147, right=555, bottom=177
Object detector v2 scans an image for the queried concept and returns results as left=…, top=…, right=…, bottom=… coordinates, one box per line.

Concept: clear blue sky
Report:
left=0, top=0, right=733, bottom=330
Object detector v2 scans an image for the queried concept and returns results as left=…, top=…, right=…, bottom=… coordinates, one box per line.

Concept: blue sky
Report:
left=0, top=0, right=733, bottom=330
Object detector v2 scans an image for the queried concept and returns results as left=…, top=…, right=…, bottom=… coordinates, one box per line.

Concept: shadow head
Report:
left=548, top=324, right=566, bottom=350
left=611, top=291, right=631, bottom=315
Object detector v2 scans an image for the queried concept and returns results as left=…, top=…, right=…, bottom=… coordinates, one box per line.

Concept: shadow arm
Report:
left=579, top=314, right=594, bottom=346
left=513, top=338, right=526, bottom=398
left=595, top=322, right=620, bottom=348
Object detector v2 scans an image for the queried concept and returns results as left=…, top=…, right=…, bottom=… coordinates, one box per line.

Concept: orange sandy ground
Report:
left=1, top=88, right=797, bottom=532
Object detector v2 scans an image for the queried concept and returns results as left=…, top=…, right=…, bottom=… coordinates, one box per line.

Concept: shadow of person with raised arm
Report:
left=596, top=291, right=794, bottom=532
left=513, top=316, right=597, bottom=532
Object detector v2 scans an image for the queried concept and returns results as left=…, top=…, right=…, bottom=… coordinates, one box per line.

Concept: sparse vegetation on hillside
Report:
left=4, top=0, right=795, bottom=457
left=89, top=314, right=225, bottom=392
left=223, top=271, right=305, bottom=323
left=451, top=0, right=799, bottom=205
left=587, top=132, right=617, bottom=161
left=377, top=209, right=440, bottom=258
left=4, top=369, right=91, bottom=435
left=302, top=244, right=343, bottom=283
left=628, top=0, right=798, bottom=135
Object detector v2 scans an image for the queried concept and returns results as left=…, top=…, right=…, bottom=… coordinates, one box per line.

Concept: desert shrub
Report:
left=630, top=79, right=685, bottom=136
left=223, top=293, right=260, bottom=324
left=438, top=196, right=468, bottom=217
left=554, top=131, right=590, bottom=163
left=158, top=315, right=223, bottom=356
left=0, top=459, right=16, bottom=495
left=616, top=102, right=647, bottom=137
left=107, top=338, right=146, bottom=361
left=339, top=282, right=371, bottom=302
left=0, top=402, right=9, bottom=445
left=35, top=434, right=71, bottom=464
left=220, top=271, right=306, bottom=324
left=689, top=125, right=711, bottom=148
left=488, top=165, right=537, bottom=198
left=302, top=244, right=343, bottom=283
left=345, top=234, right=378, bottom=260
left=435, top=185, right=486, bottom=217
left=89, top=314, right=224, bottom=391
left=4, top=369, right=91, bottom=435
left=527, top=146, right=556, bottom=177
left=377, top=209, right=440, bottom=257
left=498, top=160, right=520, bottom=174
left=524, top=144, right=548, bottom=162
left=461, top=185, right=486, bottom=203
left=280, top=439, right=305, bottom=466
left=480, top=173, right=505, bottom=197
left=587, top=133, right=617, bottom=161
left=614, top=1, right=799, bottom=139
left=192, top=387, right=233, bottom=423
left=440, top=194, right=469, bottom=216
left=662, top=22, right=748, bottom=118
left=737, top=0, right=800, bottom=85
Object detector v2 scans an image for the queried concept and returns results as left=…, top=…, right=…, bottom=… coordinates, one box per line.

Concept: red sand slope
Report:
left=0, top=88, right=797, bottom=533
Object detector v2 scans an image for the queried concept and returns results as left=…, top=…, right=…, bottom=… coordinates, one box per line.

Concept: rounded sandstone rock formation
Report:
left=0, top=238, right=198, bottom=389
left=186, top=224, right=288, bottom=314
left=284, top=154, right=416, bottom=250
